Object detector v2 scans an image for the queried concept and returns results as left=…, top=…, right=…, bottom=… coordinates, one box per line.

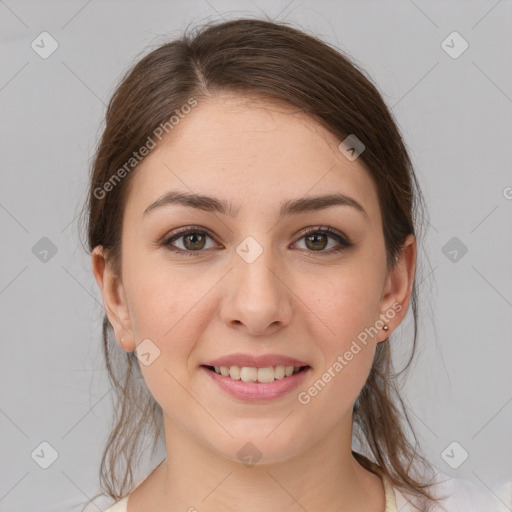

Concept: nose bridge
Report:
left=223, top=233, right=291, bottom=333
left=234, top=233, right=282, bottom=298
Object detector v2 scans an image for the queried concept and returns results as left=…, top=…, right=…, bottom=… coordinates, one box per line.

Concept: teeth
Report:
left=229, top=366, right=241, bottom=380
left=240, top=367, right=257, bottom=382
left=274, top=365, right=285, bottom=379
left=257, top=367, right=275, bottom=383
left=212, top=365, right=303, bottom=382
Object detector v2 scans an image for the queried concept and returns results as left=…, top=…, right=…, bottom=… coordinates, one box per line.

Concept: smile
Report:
left=201, top=365, right=311, bottom=402
left=205, top=364, right=307, bottom=383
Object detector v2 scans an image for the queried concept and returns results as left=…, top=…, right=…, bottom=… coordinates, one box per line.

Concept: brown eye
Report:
left=162, top=228, right=217, bottom=256
left=305, top=233, right=329, bottom=251
left=182, top=232, right=207, bottom=250
left=162, top=225, right=352, bottom=257
left=295, top=226, right=352, bottom=254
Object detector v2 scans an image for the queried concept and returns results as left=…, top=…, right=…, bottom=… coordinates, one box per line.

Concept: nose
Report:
left=220, top=242, right=293, bottom=336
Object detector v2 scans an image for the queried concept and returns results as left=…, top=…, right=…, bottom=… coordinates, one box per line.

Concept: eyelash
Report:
left=161, top=225, right=353, bottom=257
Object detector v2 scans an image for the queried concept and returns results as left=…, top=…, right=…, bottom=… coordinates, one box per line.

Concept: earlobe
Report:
left=377, top=234, right=416, bottom=342
left=91, top=246, right=135, bottom=352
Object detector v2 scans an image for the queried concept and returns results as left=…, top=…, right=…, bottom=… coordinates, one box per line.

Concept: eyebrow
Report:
left=143, top=190, right=368, bottom=221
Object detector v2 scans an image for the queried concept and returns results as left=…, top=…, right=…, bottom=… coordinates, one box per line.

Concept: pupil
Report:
left=186, top=233, right=204, bottom=250
left=307, top=234, right=327, bottom=250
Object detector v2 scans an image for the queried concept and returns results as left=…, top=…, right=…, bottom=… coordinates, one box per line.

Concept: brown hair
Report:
left=81, top=16, right=443, bottom=510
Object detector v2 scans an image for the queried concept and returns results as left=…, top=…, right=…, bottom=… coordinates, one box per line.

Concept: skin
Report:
left=92, top=92, right=416, bottom=512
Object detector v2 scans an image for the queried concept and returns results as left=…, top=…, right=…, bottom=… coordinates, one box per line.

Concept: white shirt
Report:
left=101, top=467, right=506, bottom=512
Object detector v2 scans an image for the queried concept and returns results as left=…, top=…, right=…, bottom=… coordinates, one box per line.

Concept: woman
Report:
left=83, top=17, right=501, bottom=512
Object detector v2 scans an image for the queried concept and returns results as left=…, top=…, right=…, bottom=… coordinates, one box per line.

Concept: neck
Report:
left=134, top=415, right=386, bottom=512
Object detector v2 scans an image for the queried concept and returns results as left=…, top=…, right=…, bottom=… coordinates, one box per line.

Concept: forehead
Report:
left=124, top=93, right=381, bottom=223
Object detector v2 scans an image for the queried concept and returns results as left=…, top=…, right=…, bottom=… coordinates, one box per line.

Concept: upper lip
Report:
left=203, top=353, right=310, bottom=368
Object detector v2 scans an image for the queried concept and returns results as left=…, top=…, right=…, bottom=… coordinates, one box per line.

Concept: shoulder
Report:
left=393, top=472, right=506, bottom=512
left=73, top=494, right=129, bottom=512
left=97, top=461, right=162, bottom=511
left=102, top=496, right=129, bottom=512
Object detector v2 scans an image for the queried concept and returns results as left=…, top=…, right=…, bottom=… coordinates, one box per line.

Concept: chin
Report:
left=206, top=430, right=313, bottom=467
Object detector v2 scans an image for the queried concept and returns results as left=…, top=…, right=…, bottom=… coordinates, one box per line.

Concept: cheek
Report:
left=304, top=265, right=383, bottom=345
left=123, top=265, right=211, bottom=422
left=296, top=263, right=383, bottom=400
left=295, top=285, right=379, bottom=420
left=123, top=243, right=199, bottom=335
left=123, top=253, right=222, bottom=376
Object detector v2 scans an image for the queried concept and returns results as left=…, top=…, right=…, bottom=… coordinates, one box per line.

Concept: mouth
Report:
left=201, top=364, right=310, bottom=383
left=201, top=363, right=312, bottom=402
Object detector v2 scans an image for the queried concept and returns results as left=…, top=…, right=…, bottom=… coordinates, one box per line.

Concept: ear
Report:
left=91, top=246, right=135, bottom=352
left=376, top=234, right=416, bottom=343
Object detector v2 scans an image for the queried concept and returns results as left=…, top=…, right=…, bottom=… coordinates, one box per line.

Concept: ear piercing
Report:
left=382, top=324, right=389, bottom=331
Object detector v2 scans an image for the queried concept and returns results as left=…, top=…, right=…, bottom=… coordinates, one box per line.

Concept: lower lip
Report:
left=201, top=366, right=311, bottom=402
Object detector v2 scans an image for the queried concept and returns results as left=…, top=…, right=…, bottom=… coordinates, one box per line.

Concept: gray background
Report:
left=1, top=1, right=511, bottom=510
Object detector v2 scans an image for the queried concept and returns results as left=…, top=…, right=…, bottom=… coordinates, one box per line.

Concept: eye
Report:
left=293, top=226, right=352, bottom=254
left=161, top=225, right=352, bottom=257
left=162, top=227, right=217, bottom=256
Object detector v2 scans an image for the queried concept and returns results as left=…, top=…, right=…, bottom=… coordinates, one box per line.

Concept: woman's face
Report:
left=94, top=92, right=414, bottom=465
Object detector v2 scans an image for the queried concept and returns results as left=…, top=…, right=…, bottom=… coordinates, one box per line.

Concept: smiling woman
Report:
left=79, top=17, right=499, bottom=512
